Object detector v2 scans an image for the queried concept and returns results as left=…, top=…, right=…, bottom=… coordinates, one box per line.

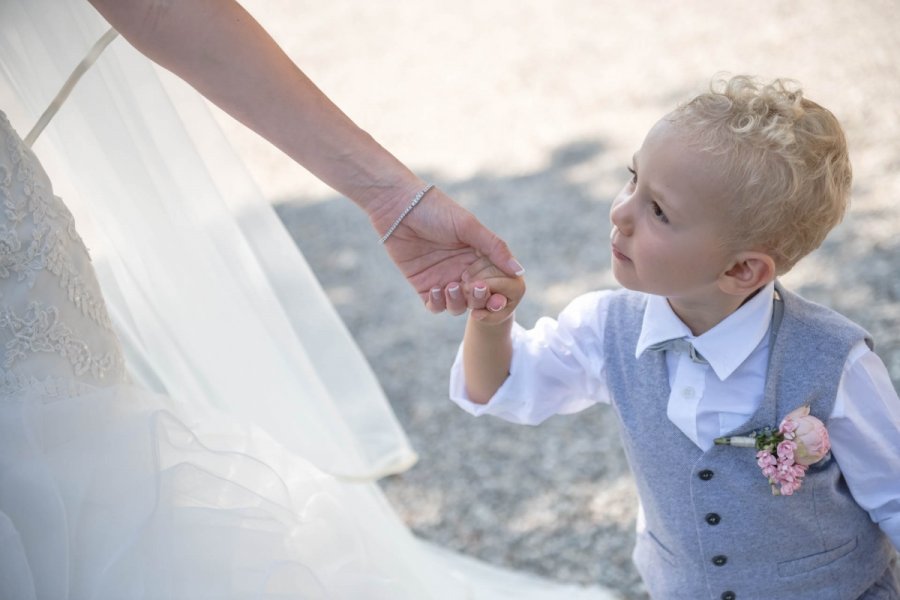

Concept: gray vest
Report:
left=604, top=283, right=894, bottom=599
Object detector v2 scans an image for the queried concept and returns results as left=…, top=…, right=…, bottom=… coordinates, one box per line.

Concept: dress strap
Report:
left=24, top=27, right=119, bottom=147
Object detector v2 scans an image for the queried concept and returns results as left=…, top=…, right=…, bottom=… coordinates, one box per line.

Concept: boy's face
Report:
left=609, top=118, right=738, bottom=304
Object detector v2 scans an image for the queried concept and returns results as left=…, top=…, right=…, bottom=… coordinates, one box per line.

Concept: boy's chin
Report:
left=610, top=272, right=644, bottom=294
left=613, top=277, right=663, bottom=298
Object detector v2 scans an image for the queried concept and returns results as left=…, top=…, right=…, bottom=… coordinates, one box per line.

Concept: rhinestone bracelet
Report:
left=378, top=184, right=435, bottom=244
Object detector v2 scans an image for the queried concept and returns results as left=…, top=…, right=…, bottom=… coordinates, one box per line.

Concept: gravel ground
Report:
left=220, top=2, right=900, bottom=598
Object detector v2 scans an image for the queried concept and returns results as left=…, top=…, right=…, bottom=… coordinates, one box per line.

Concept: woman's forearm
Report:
left=88, top=0, right=423, bottom=216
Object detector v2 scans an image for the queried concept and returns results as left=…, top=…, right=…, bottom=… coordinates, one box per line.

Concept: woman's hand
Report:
left=375, top=185, right=523, bottom=314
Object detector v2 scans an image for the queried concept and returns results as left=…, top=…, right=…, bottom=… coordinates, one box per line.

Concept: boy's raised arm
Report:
left=461, top=275, right=525, bottom=404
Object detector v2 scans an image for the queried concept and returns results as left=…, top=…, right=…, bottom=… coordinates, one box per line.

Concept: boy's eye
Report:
left=651, top=201, right=669, bottom=224
left=627, top=164, right=668, bottom=224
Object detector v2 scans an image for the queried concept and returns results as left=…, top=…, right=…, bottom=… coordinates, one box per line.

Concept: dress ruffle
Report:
left=0, top=383, right=456, bottom=599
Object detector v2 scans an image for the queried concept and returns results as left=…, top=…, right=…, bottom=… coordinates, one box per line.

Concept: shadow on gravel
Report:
left=274, top=136, right=898, bottom=600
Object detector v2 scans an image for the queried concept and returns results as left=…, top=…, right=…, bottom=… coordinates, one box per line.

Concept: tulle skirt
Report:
left=0, top=380, right=443, bottom=599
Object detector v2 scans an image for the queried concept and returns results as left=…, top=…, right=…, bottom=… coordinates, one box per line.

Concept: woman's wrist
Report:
left=341, top=160, right=427, bottom=231
left=373, top=183, right=436, bottom=244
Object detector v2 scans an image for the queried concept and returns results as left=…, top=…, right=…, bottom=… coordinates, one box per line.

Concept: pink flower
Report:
left=757, top=451, right=778, bottom=478
left=776, top=440, right=796, bottom=460
left=766, top=458, right=808, bottom=495
left=756, top=451, right=776, bottom=468
left=780, top=406, right=831, bottom=466
left=780, top=418, right=799, bottom=435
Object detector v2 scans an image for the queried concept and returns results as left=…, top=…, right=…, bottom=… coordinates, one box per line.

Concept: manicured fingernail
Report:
left=448, top=283, right=461, bottom=299
left=508, top=258, right=525, bottom=276
left=474, top=285, right=487, bottom=299
left=431, top=287, right=442, bottom=301
left=488, top=298, right=508, bottom=312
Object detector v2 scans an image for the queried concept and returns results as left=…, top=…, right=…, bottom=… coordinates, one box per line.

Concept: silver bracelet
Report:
left=378, top=184, right=435, bottom=244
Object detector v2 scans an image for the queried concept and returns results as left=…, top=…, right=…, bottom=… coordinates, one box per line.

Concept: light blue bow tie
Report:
left=646, top=337, right=709, bottom=365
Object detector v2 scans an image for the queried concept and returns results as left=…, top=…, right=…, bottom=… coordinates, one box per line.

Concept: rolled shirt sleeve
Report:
left=449, top=291, right=612, bottom=425
left=829, top=341, right=900, bottom=551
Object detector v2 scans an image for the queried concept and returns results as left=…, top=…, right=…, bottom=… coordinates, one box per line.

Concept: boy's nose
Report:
left=610, top=194, right=634, bottom=236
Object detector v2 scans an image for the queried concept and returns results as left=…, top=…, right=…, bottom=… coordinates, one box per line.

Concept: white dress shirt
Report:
left=449, top=282, right=900, bottom=549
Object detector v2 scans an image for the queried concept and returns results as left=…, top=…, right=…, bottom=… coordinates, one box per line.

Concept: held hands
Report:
left=372, top=184, right=524, bottom=314
left=460, top=257, right=526, bottom=325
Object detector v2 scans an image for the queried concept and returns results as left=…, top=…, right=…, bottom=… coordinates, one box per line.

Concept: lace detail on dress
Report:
left=0, top=111, right=126, bottom=396
left=0, top=300, right=121, bottom=378
left=0, top=113, right=112, bottom=331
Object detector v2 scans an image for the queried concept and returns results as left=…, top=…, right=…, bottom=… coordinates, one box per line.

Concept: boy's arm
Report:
left=452, top=280, right=610, bottom=424
left=828, top=345, right=900, bottom=550
left=463, top=316, right=515, bottom=404
left=461, top=273, right=524, bottom=404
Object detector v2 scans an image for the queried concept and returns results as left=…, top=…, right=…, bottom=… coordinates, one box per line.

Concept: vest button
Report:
left=712, top=555, right=728, bottom=566
left=705, top=513, right=721, bottom=525
left=698, top=469, right=714, bottom=480
left=721, top=592, right=736, bottom=600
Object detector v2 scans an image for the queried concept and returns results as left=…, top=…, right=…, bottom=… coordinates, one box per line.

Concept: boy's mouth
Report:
left=611, top=243, right=631, bottom=262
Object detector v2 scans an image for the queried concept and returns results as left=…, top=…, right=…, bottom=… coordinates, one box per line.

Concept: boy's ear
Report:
left=719, top=251, right=776, bottom=296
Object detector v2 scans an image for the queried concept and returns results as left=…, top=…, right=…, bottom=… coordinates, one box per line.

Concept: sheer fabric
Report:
left=0, top=1, right=615, bottom=598
left=0, top=0, right=416, bottom=481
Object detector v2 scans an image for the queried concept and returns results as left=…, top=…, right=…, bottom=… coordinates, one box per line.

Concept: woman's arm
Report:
left=87, top=0, right=522, bottom=309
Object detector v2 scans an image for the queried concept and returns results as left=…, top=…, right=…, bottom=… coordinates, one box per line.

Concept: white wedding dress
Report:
left=0, top=1, right=615, bottom=599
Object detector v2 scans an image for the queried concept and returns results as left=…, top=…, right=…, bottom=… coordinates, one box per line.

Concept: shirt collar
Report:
left=635, top=281, right=775, bottom=381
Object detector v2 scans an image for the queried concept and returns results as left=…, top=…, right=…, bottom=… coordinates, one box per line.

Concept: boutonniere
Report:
left=714, top=405, right=830, bottom=496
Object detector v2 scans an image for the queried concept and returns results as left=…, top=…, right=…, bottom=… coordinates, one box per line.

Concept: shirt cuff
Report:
left=448, top=323, right=541, bottom=424
left=448, top=341, right=498, bottom=417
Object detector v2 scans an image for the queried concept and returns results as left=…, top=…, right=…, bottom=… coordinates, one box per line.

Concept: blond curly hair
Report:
left=668, top=75, right=852, bottom=275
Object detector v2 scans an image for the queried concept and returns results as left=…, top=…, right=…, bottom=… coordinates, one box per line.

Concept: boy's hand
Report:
left=462, top=258, right=526, bottom=324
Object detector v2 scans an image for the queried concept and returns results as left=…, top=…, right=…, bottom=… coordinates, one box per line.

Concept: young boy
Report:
left=449, top=76, right=900, bottom=599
